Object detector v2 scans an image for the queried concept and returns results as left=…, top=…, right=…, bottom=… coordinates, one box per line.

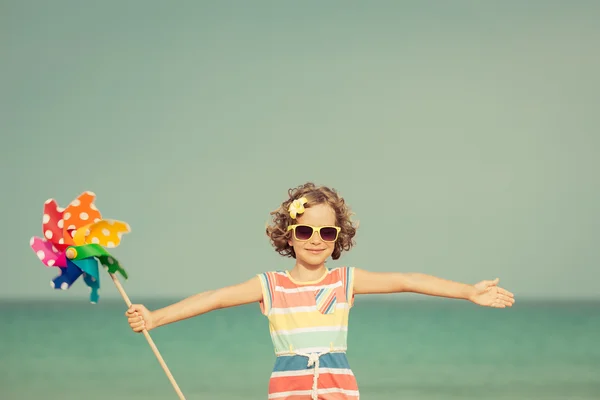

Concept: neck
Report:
left=289, top=261, right=327, bottom=282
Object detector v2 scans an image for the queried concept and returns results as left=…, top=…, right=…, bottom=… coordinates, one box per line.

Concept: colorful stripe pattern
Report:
left=258, top=267, right=358, bottom=399
left=315, top=286, right=337, bottom=315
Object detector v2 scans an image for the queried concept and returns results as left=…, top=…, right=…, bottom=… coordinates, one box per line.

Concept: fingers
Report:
left=497, top=286, right=514, bottom=298
left=124, top=304, right=144, bottom=316
left=131, top=319, right=146, bottom=332
left=492, top=293, right=515, bottom=308
left=128, top=314, right=146, bottom=332
left=124, top=304, right=147, bottom=332
left=127, top=314, right=141, bottom=324
left=495, top=286, right=515, bottom=307
left=498, top=293, right=515, bottom=304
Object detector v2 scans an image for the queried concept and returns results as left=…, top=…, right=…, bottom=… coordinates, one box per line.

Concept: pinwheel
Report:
left=29, top=191, right=130, bottom=303
left=29, top=191, right=186, bottom=399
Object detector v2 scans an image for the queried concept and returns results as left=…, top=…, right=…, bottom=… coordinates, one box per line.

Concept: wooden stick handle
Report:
left=109, top=273, right=187, bottom=400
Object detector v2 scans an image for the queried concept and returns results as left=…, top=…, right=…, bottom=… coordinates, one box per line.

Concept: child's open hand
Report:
left=470, top=278, right=515, bottom=308
left=125, top=304, right=155, bottom=332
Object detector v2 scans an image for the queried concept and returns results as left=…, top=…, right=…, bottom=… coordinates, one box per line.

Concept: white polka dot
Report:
left=51, top=245, right=58, bottom=252
left=45, top=230, right=53, bottom=239
left=85, top=191, right=95, bottom=196
left=70, top=230, right=76, bottom=238
left=64, top=212, right=71, bottom=220
left=29, top=237, right=35, bottom=246
left=125, top=223, right=131, bottom=231
left=91, top=237, right=100, bottom=244
left=37, top=250, right=45, bottom=260
left=43, top=214, right=50, bottom=224
left=85, top=229, right=90, bottom=236
left=48, top=259, right=55, bottom=266
left=102, top=228, right=110, bottom=236
left=70, top=199, right=81, bottom=207
left=45, top=198, right=53, bottom=204
left=107, top=241, right=115, bottom=248
left=57, top=207, right=64, bottom=212
left=90, top=203, right=98, bottom=211
left=67, top=224, right=76, bottom=230
left=107, top=257, right=114, bottom=264
left=57, top=219, right=64, bottom=228
left=58, top=238, right=64, bottom=244
left=94, top=218, right=101, bottom=223
left=60, top=282, right=69, bottom=290
left=50, top=281, right=55, bottom=288
left=80, top=212, right=89, bottom=220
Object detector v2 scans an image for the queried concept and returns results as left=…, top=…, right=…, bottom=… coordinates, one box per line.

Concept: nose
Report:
left=310, top=229, right=322, bottom=244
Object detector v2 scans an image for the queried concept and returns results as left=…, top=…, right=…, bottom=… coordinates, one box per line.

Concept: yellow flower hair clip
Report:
left=288, top=197, right=307, bottom=219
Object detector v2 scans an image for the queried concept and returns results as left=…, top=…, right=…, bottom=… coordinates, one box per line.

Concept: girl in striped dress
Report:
left=125, top=182, right=515, bottom=399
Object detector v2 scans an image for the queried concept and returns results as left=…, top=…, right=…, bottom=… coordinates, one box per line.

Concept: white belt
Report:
left=277, top=345, right=346, bottom=400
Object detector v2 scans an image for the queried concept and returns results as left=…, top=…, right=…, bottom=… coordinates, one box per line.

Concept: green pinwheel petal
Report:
left=98, top=255, right=128, bottom=280
left=68, top=244, right=129, bottom=279
left=70, top=244, right=109, bottom=259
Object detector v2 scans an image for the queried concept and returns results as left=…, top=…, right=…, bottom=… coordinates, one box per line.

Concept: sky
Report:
left=1, top=0, right=599, bottom=300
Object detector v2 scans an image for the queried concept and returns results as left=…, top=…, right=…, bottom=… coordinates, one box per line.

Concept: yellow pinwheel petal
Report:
left=72, top=223, right=94, bottom=246
left=85, top=220, right=131, bottom=248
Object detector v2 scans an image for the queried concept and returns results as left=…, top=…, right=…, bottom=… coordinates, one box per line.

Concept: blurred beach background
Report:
left=1, top=1, right=599, bottom=399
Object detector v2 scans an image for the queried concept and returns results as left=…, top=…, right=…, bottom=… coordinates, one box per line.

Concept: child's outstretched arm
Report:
left=125, top=277, right=263, bottom=332
left=353, top=269, right=515, bottom=308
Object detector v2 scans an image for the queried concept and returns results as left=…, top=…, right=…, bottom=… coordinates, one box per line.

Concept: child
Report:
left=125, top=182, right=515, bottom=399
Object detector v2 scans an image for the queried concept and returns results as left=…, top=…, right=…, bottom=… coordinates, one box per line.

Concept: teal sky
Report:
left=1, top=1, right=599, bottom=300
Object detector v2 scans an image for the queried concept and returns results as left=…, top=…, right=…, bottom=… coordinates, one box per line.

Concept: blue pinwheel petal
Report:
left=51, top=262, right=82, bottom=290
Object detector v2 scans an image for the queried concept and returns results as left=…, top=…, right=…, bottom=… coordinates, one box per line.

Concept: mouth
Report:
left=306, top=249, right=326, bottom=254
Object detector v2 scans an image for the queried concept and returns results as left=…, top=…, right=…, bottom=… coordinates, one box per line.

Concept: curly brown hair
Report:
left=266, top=182, right=358, bottom=260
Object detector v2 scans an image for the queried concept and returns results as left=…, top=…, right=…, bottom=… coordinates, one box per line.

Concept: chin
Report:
left=300, top=253, right=331, bottom=266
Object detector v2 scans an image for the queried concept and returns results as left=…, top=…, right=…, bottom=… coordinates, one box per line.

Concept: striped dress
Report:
left=257, top=266, right=359, bottom=400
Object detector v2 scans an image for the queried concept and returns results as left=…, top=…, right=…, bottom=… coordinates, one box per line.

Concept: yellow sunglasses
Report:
left=287, top=224, right=341, bottom=242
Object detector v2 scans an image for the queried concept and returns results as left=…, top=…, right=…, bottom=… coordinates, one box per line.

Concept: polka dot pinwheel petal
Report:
left=30, top=236, right=67, bottom=268
left=41, top=198, right=72, bottom=251
left=50, top=262, right=83, bottom=291
left=62, top=191, right=102, bottom=241
left=76, top=219, right=131, bottom=248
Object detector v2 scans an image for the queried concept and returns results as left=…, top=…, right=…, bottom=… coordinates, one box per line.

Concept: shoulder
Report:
left=327, top=266, right=355, bottom=277
left=256, top=270, right=287, bottom=286
left=326, top=266, right=355, bottom=286
left=256, top=270, right=286, bottom=278
left=327, top=267, right=356, bottom=306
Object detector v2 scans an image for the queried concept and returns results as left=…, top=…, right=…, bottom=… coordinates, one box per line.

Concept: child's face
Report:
left=288, top=203, right=337, bottom=267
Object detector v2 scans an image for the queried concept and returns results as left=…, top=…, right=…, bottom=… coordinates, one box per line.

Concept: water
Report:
left=1, top=298, right=598, bottom=399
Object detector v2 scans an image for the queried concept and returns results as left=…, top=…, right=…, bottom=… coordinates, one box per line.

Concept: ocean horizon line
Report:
left=1, top=295, right=598, bottom=304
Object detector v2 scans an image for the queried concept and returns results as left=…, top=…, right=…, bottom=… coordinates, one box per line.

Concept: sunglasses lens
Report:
left=320, top=227, right=338, bottom=241
left=295, top=225, right=314, bottom=240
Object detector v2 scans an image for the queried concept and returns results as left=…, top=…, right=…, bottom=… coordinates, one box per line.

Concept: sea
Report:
left=1, top=298, right=598, bottom=400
